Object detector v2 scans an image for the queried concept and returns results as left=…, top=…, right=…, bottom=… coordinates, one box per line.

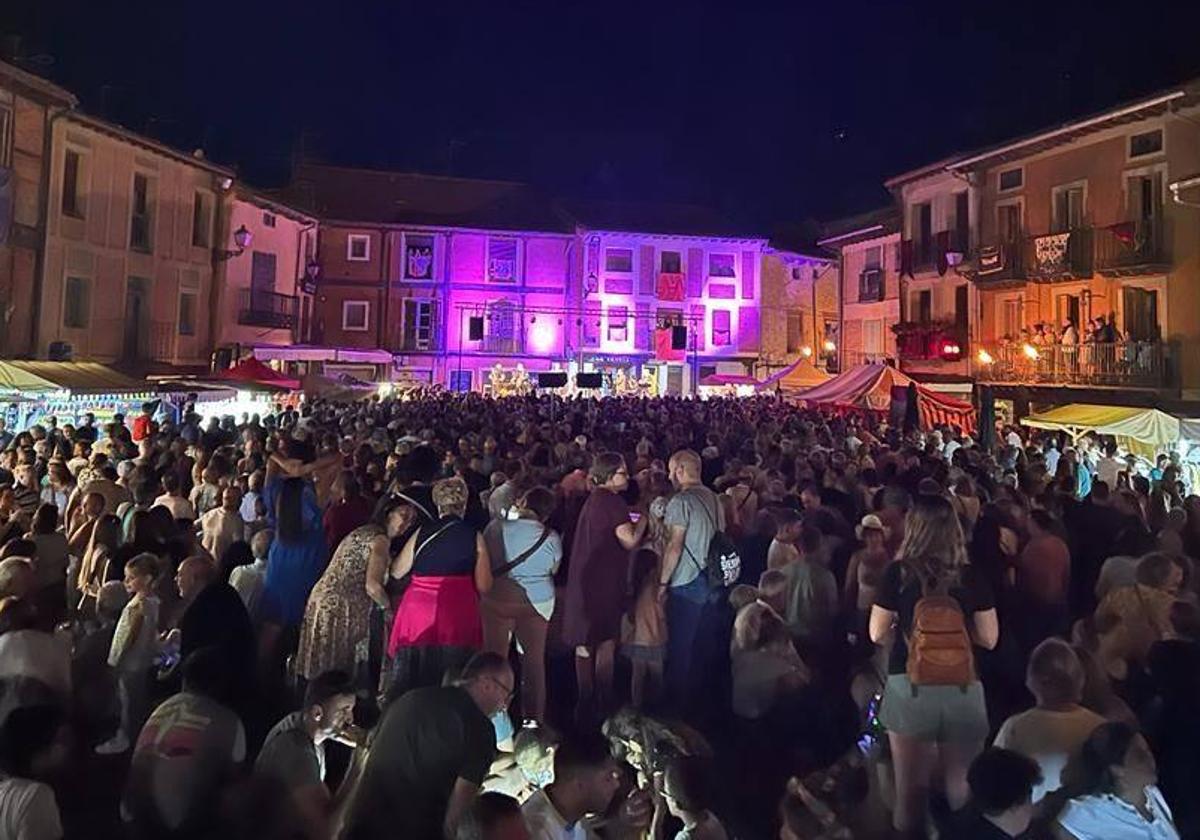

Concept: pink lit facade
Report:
left=577, top=231, right=767, bottom=394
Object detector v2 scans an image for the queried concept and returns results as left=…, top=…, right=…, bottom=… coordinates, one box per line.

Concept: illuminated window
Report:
left=605, top=248, right=632, bottom=273
left=708, top=254, right=736, bottom=278
left=403, top=233, right=435, bottom=279
left=711, top=310, right=731, bottom=346
left=607, top=306, right=629, bottom=342
left=487, top=238, right=518, bottom=282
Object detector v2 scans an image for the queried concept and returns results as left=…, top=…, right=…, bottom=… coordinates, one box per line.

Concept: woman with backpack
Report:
left=868, top=493, right=999, bottom=837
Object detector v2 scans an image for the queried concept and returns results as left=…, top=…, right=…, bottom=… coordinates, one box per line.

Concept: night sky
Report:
left=7, top=0, right=1200, bottom=235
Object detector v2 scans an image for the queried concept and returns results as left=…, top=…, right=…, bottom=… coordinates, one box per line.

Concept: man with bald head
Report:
left=172, top=556, right=256, bottom=713
left=659, top=448, right=728, bottom=720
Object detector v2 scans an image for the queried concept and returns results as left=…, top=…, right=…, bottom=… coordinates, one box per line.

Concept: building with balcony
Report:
left=39, top=110, right=234, bottom=369
left=957, top=80, right=1200, bottom=410
left=211, top=190, right=318, bottom=362
left=818, top=208, right=901, bottom=370
left=568, top=202, right=767, bottom=395
left=0, top=60, right=77, bottom=358
left=759, top=246, right=838, bottom=378
left=886, top=164, right=976, bottom=393
left=284, top=164, right=577, bottom=389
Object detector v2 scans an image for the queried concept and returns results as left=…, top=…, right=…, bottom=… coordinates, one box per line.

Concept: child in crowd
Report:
left=767, top=509, right=803, bottom=570
left=625, top=548, right=666, bottom=709
left=97, top=553, right=160, bottom=754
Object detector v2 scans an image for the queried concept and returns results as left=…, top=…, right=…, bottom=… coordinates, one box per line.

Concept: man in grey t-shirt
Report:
left=254, top=671, right=358, bottom=837
left=660, top=449, right=727, bottom=717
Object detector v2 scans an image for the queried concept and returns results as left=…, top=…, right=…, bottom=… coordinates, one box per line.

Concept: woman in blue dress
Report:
left=260, top=461, right=328, bottom=664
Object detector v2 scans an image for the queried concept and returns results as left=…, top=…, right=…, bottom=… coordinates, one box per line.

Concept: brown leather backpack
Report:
left=903, top=562, right=975, bottom=692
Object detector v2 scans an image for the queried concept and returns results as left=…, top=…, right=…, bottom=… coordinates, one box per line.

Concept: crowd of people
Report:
left=0, top=390, right=1196, bottom=839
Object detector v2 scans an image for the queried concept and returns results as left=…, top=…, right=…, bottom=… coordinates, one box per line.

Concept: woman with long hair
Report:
left=1052, top=722, right=1180, bottom=839
left=260, top=455, right=328, bottom=668
left=76, top=514, right=122, bottom=611
left=387, top=476, right=492, bottom=697
left=869, top=493, right=999, bottom=837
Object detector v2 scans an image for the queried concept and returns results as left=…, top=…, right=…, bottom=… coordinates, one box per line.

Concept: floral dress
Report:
left=296, top=524, right=383, bottom=680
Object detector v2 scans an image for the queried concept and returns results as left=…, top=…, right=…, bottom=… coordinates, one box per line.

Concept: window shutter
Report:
left=690, top=303, right=706, bottom=350
left=638, top=245, right=655, bottom=295
left=686, top=248, right=704, bottom=298
left=583, top=303, right=601, bottom=346
left=740, top=251, right=757, bottom=299
left=737, top=307, right=759, bottom=352
left=635, top=302, right=652, bottom=351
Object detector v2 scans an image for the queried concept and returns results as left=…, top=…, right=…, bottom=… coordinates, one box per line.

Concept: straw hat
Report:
left=856, top=514, right=889, bottom=541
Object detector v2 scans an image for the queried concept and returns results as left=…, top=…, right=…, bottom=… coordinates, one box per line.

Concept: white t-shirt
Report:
left=0, top=776, right=62, bottom=840
left=154, top=494, right=196, bottom=521
left=522, top=789, right=599, bottom=840
left=994, top=705, right=1105, bottom=802
left=1058, top=785, right=1179, bottom=840
left=229, top=559, right=268, bottom=622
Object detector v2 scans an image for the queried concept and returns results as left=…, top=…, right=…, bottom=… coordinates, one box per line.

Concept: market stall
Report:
left=788, top=363, right=976, bottom=433
left=2, top=361, right=159, bottom=430
left=757, top=358, right=831, bottom=395
left=1020, top=404, right=1181, bottom=456
left=698, top=373, right=762, bottom=398
left=301, top=372, right=377, bottom=402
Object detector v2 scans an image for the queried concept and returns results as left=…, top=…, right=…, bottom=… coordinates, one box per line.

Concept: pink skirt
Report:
left=388, top=575, right=482, bottom=656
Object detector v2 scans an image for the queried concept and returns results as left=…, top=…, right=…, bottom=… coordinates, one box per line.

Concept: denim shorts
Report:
left=878, top=674, right=989, bottom=743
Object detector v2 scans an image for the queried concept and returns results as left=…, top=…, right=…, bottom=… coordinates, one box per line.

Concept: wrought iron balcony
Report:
left=976, top=340, right=1170, bottom=389
left=975, top=228, right=1093, bottom=283
left=238, top=289, right=298, bottom=329
left=1095, top=218, right=1169, bottom=276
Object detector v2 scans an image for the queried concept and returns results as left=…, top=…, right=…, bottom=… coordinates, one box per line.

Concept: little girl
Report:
left=624, top=548, right=666, bottom=709
left=97, top=552, right=160, bottom=754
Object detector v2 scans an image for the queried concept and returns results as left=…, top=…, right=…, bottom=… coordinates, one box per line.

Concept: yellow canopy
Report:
left=0, top=361, right=60, bottom=394
left=1020, top=403, right=1180, bottom=450
left=758, top=357, right=832, bottom=393
left=5, top=361, right=146, bottom=395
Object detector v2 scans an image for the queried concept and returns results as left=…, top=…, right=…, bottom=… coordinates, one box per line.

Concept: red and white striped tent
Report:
left=789, top=363, right=975, bottom=433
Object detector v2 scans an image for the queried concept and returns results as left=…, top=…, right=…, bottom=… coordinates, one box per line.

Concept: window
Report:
left=955, top=284, right=969, bottom=329
left=1002, top=298, right=1023, bottom=339
left=449, top=370, right=473, bottom=393
left=1122, top=287, right=1159, bottom=340
left=915, top=290, right=932, bottom=323
left=0, top=103, right=11, bottom=168
left=487, top=238, right=518, bottom=282
left=178, top=292, right=197, bottom=336
left=262, top=212, right=276, bottom=228
left=191, top=192, right=211, bottom=248
left=953, top=191, right=970, bottom=250
left=660, top=251, right=682, bottom=273
left=1052, top=183, right=1086, bottom=232
left=347, top=234, right=371, bottom=262
left=607, top=306, right=629, bottom=342
left=912, top=202, right=933, bottom=264
left=604, top=248, right=632, bottom=273
left=250, top=251, right=277, bottom=295
left=786, top=311, right=804, bottom=353
left=711, top=310, right=731, bottom=346
left=486, top=300, right=517, bottom=351
left=62, top=149, right=83, bottom=218
left=998, top=168, right=1023, bottom=192
left=859, top=266, right=883, bottom=302
left=63, top=276, right=90, bottom=328
left=1127, top=173, right=1163, bottom=220
left=1129, top=129, right=1163, bottom=160
left=997, top=202, right=1022, bottom=242
left=1056, top=294, right=1080, bottom=328
left=864, top=246, right=882, bottom=270
left=130, top=173, right=153, bottom=252
left=403, top=233, right=435, bottom=279
left=863, top=319, right=884, bottom=355
left=708, top=254, right=736, bottom=278
left=403, top=299, right=434, bottom=349
left=342, top=300, right=370, bottom=331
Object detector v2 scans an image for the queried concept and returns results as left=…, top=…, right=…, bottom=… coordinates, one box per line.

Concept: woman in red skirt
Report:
left=387, top=476, right=492, bottom=700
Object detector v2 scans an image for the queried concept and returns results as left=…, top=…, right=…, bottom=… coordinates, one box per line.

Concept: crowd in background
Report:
left=0, top=390, right=1196, bottom=839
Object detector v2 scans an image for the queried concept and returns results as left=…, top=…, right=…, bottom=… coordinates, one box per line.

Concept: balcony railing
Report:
left=1095, top=218, right=1168, bottom=274
left=976, top=240, right=1026, bottom=282
left=974, top=228, right=1093, bottom=283
left=977, top=340, right=1170, bottom=389
left=238, top=289, right=298, bottom=330
left=894, top=322, right=967, bottom=361
left=901, top=230, right=970, bottom=277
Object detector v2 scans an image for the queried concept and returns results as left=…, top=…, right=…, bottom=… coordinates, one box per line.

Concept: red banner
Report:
left=655, top=328, right=685, bottom=361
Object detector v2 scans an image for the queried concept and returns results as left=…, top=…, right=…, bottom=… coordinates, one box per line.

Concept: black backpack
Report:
left=683, top=489, right=742, bottom=589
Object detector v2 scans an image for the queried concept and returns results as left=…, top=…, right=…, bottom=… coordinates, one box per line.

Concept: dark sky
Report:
left=7, top=0, right=1200, bottom=233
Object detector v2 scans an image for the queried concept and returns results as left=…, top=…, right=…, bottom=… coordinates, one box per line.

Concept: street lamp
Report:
left=215, top=225, right=252, bottom=261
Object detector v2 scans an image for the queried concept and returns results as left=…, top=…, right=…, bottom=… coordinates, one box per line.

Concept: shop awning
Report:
left=4, top=361, right=148, bottom=395
left=1021, top=404, right=1181, bottom=447
left=0, top=361, right=60, bottom=394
